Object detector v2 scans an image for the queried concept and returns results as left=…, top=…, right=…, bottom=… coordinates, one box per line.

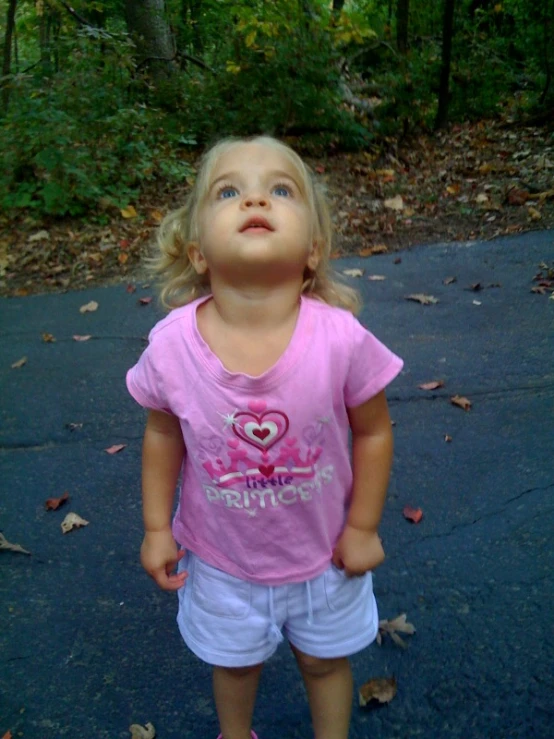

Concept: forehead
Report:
left=209, top=142, right=303, bottom=182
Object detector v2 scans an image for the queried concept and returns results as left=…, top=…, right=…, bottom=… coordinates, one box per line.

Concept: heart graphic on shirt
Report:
left=259, top=464, right=275, bottom=478
left=232, top=410, right=289, bottom=452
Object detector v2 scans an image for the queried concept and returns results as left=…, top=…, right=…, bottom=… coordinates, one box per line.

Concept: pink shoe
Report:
left=216, top=733, right=258, bottom=739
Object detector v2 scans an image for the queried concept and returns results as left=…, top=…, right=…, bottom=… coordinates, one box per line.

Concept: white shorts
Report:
left=176, top=552, right=379, bottom=668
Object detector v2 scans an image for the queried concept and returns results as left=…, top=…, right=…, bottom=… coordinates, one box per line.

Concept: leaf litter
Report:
left=61, top=513, right=89, bottom=534
left=359, top=676, right=397, bottom=707
left=376, top=613, right=416, bottom=648
left=129, top=723, right=156, bottom=739
left=3, top=120, right=553, bottom=298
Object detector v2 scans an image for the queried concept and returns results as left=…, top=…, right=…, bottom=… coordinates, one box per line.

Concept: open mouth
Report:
left=240, top=218, right=273, bottom=232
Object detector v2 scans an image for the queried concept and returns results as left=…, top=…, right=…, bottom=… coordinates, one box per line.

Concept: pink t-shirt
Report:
left=126, top=295, right=403, bottom=585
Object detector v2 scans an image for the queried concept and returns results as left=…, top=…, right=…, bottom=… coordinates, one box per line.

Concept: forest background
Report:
left=1, top=0, right=553, bottom=296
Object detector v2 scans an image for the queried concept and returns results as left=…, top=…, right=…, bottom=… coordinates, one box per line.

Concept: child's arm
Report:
left=140, top=409, right=188, bottom=591
left=332, top=390, right=393, bottom=576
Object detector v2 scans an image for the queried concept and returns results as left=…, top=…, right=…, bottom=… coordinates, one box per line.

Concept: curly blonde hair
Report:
left=150, top=135, right=361, bottom=314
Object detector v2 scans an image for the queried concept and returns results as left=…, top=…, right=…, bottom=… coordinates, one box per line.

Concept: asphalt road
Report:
left=1, top=231, right=553, bottom=739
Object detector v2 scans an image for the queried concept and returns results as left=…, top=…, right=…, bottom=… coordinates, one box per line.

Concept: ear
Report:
left=187, top=241, right=208, bottom=275
left=307, top=240, right=321, bottom=271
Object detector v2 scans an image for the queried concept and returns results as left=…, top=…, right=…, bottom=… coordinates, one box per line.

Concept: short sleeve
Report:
left=126, top=341, right=171, bottom=413
left=344, top=317, right=403, bottom=408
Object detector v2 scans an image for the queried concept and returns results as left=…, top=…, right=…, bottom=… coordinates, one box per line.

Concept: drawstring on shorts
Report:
left=268, top=586, right=284, bottom=645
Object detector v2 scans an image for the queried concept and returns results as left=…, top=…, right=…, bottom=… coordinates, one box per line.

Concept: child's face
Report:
left=190, top=142, right=319, bottom=284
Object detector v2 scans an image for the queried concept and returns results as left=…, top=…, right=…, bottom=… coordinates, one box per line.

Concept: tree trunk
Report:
left=396, top=0, right=409, bottom=53
left=125, top=0, right=176, bottom=80
left=435, top=0, right=456, bottom=130
left=1, top=0, right=17, bottom=112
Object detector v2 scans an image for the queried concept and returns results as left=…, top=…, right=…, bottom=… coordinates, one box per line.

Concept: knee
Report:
left=216, top=663, right=263, bottom=680
left=293, top=650, right=347, bottom=678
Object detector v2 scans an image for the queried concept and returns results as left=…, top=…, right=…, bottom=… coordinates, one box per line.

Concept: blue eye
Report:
left=273, top=184, right=291, bottom=197
left=218, top=186, right=238, bottom=199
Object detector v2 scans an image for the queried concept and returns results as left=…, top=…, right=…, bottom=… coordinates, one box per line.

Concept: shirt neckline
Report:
left=190, top=294, right=311, bottom=389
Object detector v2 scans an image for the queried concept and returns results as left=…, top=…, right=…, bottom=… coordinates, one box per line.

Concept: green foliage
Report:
left=0, top=0, right=552, bottom=216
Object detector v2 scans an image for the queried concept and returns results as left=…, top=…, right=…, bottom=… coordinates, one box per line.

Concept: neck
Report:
left=208, top=276, right=304, bottom=330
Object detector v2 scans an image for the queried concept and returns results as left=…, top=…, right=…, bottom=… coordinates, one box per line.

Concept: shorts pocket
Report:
left=191, top=556, right=252, bottom=619
left=323, top=564, right=366, bottom=612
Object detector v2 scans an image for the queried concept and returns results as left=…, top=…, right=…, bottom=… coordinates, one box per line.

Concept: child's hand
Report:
left=332, top=525, right=385, bottom=577
left=140, top=529, right=188, bottom=591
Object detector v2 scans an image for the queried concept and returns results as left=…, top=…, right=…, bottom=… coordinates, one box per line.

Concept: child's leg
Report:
left=291, top=645, right=352, bottom=739
left=213, top=663, right=263, bottom=739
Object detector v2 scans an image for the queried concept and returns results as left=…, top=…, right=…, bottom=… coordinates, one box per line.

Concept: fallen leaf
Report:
left=377, top=613, right=416, bottom=648
left=467, top=282, right=483, bottom=291
left=472, top=300, right=482, bottom=305
left=121, top=205, right=138, bottom=219
left=359, top=244, right=388, bottom=256
left=368, top=275, right=386, bottom=281
left=507, top=188, right=529, bottom=206
left=528, top=206, right=542, bottom=221
left=443, top=276, right=457, bottom=285
left=79, top=300, right=98, bottom=314
left=405, top=293, right=439, bottom=305
left=119, top=252, right=130, bottom=265
left=73, top=335, right=92, bottom=342
left=451, top=394, right=472, bottom=411
left=359, top=677, right=397, bottom=707
left=418, top=380, right=444, bottom=391
left=105, top=444, right=127, bottom=455
left=61, top=513, right=89, bottom=534
left=150, top=209, right=164, bottom=223
left=42, top=333, right=56, bottom=343
left=126, top=283, right=137, bottom=294
left=2, top=730, right=13, bottom=739
left=393, top=257, right=402, bottom=264
left=476, top=193, right=489, bottom=204
left=384, top=194, right=404, bottom=211
left=446, top=184, right=460, bottom=195
left=445, top=434, right=453, bottom=442
left=375, top=168, right=395, bottom=177
left=129, top=723, right=156, bottom=739
left=11, top=356, right=27, bottom=369
left=28, top=229, right=50, bottom=243
left=0, top=533, right=31, bottom=555
left=403, top=506, right=423, bottom=523
left=315, top=165, right=325, bottom=174
left=343, top=268, right=364, bottom=277
left=538, top=189, right=554, bottom=201
left=45, top=492, right=69, bottom=511
left=66, top=422, right=83, bottom=431
left=138, top=297, right=152, bottom=305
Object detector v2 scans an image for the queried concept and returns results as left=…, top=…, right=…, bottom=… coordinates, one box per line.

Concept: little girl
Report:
left=126, top=135, right=403, bottom=739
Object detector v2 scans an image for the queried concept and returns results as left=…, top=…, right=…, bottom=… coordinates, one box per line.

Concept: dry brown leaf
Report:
left=105, top=444, right=127, bottom=455
left=359, top=244, right=388, bottom=256
left=403, top=506, right=423, bottom=524
left=138, top=296, right=153, bottom=305
left=61, top=513, right=89, bottom=534
left=0, top=533, right=31, bottom=555
left=11, top=356, right=27, bottom=369
left=129, top=723, right=156, bottom=739
left=45, top=492, right=69, bottom=511
left=28, top=230, right=50, bottom=243
left=121, top=205, right=138, bottom=219
left=538, top=189, right=554, bottom=201
left=42, top=333, right=56, bottom=343
left=73, top=335, right=92, bottom=342
left=359, top=677, right=397, bottom=707
left=2, top=730, right=13, bottom=739
left=528, top=206, right=542, bottom=221
left=451, top=394, right=472, bottom=411
left=445, top=434, right=453, bottom=442
left=119, top=252, right=130, bottom=265
left=343, top=268, right=364, bottom=277
left=418, top=380, right=444, bottom=391
left=126, top=283, right=137, bottom=293
left=79, top=300, right=98, bottom=314
left=377, top=613, right=416, bottom=648
left=384, top=194, right=404, bottom=211
left=150, top=210, right=164, bottom=223
left=405, top=293, right=439, bottom=305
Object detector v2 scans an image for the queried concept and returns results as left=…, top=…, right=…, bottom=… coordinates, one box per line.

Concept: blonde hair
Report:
left=150, top=135, right=361, bottom=314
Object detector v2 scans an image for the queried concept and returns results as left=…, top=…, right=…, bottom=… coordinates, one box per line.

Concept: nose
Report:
left=242, top=191, right=268, bottom=208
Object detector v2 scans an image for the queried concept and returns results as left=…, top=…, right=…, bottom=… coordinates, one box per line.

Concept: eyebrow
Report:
left=209, top=169, right=303, bottom=193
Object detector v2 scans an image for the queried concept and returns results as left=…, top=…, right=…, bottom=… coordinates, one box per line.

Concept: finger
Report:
left=165, top=571, right=188, bottom=590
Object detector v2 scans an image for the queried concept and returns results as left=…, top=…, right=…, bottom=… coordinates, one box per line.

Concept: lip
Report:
left=239, top=217, right=274, bottom=232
